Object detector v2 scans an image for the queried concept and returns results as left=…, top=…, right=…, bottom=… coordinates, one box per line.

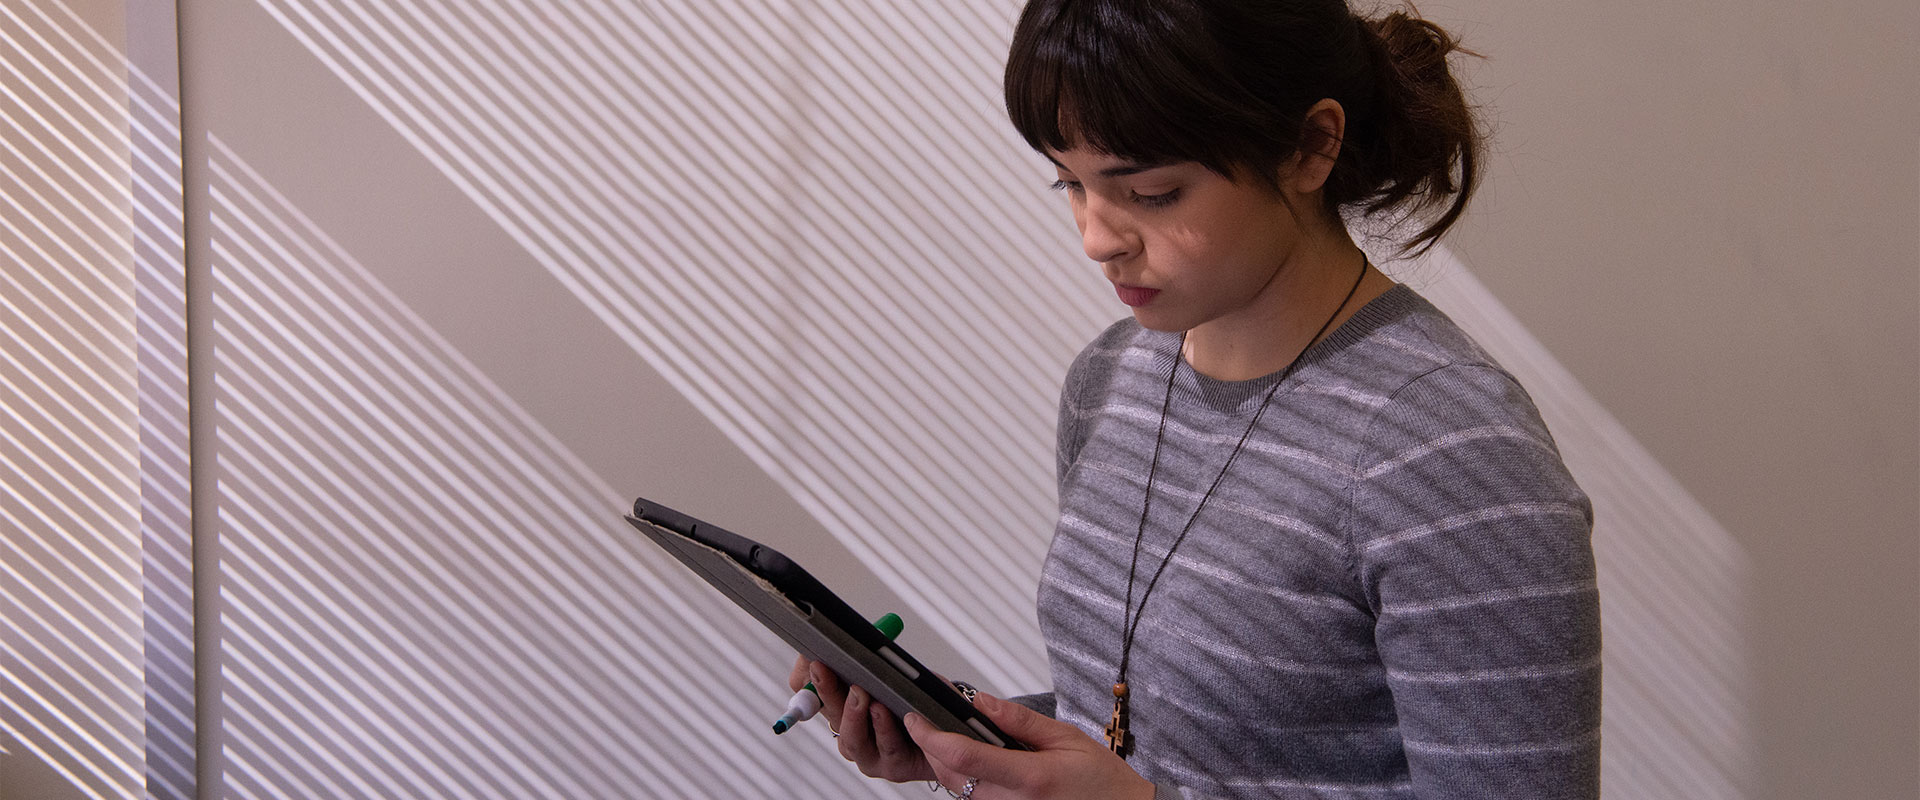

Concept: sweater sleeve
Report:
left=1351, top=365, right=1600, bottom=799
left=1007, top=692, right=1057, bottom=717
left=1057, top=358, right=1087, bottom=498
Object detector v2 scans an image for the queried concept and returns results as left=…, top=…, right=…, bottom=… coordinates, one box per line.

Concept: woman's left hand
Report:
left=903, top=691, right=1155, bottom=800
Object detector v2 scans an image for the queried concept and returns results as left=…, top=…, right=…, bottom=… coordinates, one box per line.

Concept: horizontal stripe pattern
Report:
left=1040, top=286, right=1599, bottom=799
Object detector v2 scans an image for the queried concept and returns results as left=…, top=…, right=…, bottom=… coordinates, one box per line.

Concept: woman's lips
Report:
left=1115, top=284, right=1160, bottom=307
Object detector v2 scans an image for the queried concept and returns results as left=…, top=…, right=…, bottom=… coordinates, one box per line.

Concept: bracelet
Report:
left=929, top=777, right=979, bottom=799
left=926, top=681, right=980, bottom=798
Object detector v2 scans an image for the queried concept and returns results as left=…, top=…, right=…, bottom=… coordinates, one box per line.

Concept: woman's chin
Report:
left=1129, top=307, right=1190, bottom=333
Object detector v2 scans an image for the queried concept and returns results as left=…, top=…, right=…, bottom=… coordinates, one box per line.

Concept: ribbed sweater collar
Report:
left=1145, top=283, right=1421, bottom=415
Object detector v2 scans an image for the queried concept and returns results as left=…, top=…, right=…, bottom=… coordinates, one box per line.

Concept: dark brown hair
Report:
left=1004, top=0, right=1482, bottom=253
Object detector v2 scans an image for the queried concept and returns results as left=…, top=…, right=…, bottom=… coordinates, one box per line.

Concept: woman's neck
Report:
left=1181, top=242, right=1391, bottom=382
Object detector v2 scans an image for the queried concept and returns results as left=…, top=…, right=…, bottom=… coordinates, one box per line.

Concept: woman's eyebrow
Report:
left=1044, top=155, right=1174, bottom=178
left=1097, top=162, right=1172, bottom=178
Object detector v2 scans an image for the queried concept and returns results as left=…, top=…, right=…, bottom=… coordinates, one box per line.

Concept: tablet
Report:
left=624, top=496, right=1028, bottom=750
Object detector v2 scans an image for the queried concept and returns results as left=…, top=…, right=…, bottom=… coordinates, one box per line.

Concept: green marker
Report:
left=773, top=612, right=904, bottom=734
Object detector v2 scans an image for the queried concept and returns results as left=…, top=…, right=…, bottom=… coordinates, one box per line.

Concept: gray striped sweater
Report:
left=1034, top=285, right=1599, bottom=799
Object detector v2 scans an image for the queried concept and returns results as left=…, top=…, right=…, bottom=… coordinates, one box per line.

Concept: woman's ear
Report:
left=1281, top=98, right=1346, bottom=194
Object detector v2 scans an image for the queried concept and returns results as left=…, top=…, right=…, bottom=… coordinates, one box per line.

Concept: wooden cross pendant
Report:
left=1104, top=682, right=1133, bottom=757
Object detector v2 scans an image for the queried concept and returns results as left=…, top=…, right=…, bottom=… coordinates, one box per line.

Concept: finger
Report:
left=910, top=726, right=998, bottom=800
left=903, top=711, right=1003, bottom=784
left=836, top=686, right=878, bottom=767
left=919, top=753, right=970, bottom=800
left=904, top=694, right=1065, bottom=788
left=788, top=656, right=810, bottom=693
left=869, top=699, right=937, bottom=782
left=809, top=662, right=849, bottom=730
left=969, top=691, right=1089, bottom=750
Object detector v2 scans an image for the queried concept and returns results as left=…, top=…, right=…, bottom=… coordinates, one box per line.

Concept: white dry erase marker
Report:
left=773, top=612, right=904, bottom=734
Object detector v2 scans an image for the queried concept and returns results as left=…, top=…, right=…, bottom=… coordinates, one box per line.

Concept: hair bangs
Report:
left=1005, top=1, right=1243, bottom=172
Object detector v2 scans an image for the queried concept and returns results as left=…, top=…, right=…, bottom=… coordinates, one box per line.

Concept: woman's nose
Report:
left=1078, top=199, right=1138, bottom=263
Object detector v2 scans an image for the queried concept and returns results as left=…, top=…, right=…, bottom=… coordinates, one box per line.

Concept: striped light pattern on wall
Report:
left=243, top=0, right=1096, bottom=695
left=203, top=138, right=888, bottom=798
left=0, top=1, right=148, bottom=798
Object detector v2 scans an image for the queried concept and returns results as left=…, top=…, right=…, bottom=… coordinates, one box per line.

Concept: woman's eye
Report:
left=1132, top=189, right=1181, bottom=209
left=1049, top=179, right=1084, bottom=195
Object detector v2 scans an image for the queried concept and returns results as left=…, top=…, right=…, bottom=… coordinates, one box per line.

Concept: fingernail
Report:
left=847, top=686, right=865, bottom=710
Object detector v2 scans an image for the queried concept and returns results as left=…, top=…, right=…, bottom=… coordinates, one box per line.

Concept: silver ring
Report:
left=959, top=777, right=979, bottom=799
left=950, top=680, right=978, bottom=704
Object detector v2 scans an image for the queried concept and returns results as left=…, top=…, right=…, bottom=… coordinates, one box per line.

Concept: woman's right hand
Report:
left=789, top=656, right=939, bottom=783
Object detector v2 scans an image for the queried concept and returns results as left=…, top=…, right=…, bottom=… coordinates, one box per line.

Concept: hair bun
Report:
left=1338, top=7, right=1481, bottom=254
left=1366, top=12, right=1469, bottom=82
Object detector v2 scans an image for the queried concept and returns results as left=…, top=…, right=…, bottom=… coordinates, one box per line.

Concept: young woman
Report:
left=792, top=1, right=1599, bottom=798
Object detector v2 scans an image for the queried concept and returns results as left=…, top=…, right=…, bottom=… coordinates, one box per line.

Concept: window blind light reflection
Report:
left=0, top=0, right=150, bottom=798
left=247, top=0, right=1088, bottom=692
left=204, top=138, right=884, bottom=798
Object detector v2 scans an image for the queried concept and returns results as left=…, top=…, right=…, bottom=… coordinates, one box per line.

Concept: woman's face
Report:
left=1047, top=146, right=1307, bottom=334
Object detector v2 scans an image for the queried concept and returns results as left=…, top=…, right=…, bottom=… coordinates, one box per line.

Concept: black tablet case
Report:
left=625, top=497, right=1026, bottom=750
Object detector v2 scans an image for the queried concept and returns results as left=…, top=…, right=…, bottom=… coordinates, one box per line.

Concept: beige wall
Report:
left=1432, top=0, right=1919, bottom=797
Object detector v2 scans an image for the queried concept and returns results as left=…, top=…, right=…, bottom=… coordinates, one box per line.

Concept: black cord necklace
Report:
left=1104, top=252, right=1371, bottom=758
